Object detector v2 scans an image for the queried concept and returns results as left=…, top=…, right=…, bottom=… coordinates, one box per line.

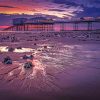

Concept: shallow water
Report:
left=0, top=46, right=34, bottom=53
left=0, top=42, right=100, bottom=100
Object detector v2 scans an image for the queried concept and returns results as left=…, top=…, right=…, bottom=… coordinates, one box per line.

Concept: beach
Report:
left=0, top=31, right=100, bottom=100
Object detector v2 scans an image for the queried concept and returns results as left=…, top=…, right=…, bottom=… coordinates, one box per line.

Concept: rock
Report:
left=44, top=46, right=47, bottom=49
left=7, top=47, right=15, bottom=52
left=2, top=56, right=12, bottom=64
left=22, top=55, right=28, bottom=59
left=29, top=55, right=34, bottom=60
left=38, top=49, right=41, bottom=51
left=34, top=43, right=37, bottom=45
left=24, top=62, right=34, bottom=69
left=17, top=46, right=22, bottom=49
left=35, top=38, right=38, bottom=41
left=22, top=55, right=34, bottom=60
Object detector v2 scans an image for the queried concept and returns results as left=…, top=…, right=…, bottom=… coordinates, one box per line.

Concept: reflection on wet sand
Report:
left=0, top=42, right=100, bottom=100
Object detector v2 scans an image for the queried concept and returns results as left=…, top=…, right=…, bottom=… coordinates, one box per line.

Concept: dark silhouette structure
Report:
left=3, top=17, right=100, bottom=31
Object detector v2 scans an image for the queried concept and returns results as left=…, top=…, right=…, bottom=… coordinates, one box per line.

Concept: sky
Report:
left=0, top=0, right=100, bottom=29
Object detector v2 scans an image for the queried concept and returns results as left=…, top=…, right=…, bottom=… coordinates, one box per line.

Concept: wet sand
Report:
left=0, top=39, right=100, bottom=100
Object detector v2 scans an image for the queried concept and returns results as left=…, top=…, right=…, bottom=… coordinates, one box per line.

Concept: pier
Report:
left=3, top=17, right=100, bottom=32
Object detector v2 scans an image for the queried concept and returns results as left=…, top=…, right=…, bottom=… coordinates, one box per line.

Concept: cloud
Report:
left=0, top=0, right=99, bottom=18
left=48, top=9, right=65, bottom=12
left=0, top=5, right=16, bottom=8
left=52, top=0, right=100, bottom=8
left=51, top=0, right=100, bottom=17
left=66, top=0, right=100, bottom=8
left=53, top=0, right=79, bottom=6
left=77, top=7, right=100, bottom=17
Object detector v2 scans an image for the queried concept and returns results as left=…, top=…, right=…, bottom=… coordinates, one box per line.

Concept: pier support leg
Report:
left=88, top=22, right=92, bottom=30
left=73, top=23, right=78, bottom=31
left=60, top=23, right=65, bottom=31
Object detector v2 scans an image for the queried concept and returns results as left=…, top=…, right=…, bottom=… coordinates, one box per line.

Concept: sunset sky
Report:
left=0, top=0, right=100, bottom=29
